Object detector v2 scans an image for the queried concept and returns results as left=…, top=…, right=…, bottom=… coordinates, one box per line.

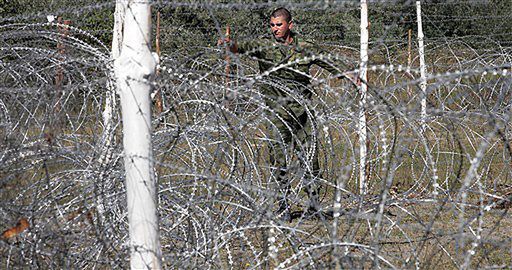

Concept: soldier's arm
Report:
left=315, top=57, right=359, bottom=84
left=308, top=43, right=359, bottom=85
left=236, top=39, right=268, bottom=56
left=218, top=35, right=261, bottom=56
left=312, top=56, right=344, bottom=75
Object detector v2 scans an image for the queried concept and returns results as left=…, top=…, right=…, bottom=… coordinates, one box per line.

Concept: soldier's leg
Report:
left=268, top=135, right=291, bottom=217
left=266, top=101, right=294, bottom=219
left=295, top=109, right=322, bottom=213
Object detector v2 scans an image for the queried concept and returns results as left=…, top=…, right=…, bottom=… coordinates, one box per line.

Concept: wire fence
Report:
left=1, top=0, right=511, bottom=269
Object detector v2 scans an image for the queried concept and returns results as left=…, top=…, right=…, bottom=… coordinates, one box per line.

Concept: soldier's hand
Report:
left=217, top=36, right=231, bottom=46
left=217, top=25, right=231, bottom=46
left=218, top=26, right=238, bottom=54
left=343, top=70, right=361, bottom=86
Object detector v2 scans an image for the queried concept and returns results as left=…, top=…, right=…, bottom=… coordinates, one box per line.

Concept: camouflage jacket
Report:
left=237, top=32, right=345, bottom=86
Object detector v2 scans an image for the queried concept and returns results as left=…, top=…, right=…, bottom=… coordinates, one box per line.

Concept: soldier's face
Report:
left=270, top=16, right=293, bottom=41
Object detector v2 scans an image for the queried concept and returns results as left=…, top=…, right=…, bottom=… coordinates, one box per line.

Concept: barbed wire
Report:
left=1, top=1, right=511, bottom=269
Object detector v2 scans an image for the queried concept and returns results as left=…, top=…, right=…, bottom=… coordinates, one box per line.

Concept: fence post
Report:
left=407, top=28, right=413, bottom=96
left=359, top=0, right=369, bottom=195
left=154, top=11, right=163, bottom=114
left=55, top=18, right=71, bottom=113
left=417, top=1, right=427, bottom=132
left=114, top=0, right=162, bottom=268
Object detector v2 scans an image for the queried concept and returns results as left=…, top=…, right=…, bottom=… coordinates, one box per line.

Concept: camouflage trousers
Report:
left=262, top=82, right=321, bottom=215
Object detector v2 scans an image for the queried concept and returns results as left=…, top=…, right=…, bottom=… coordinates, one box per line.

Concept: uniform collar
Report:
left=271, top=31, right=298, bottom=46
left=288, top=31, right=297, bottom=45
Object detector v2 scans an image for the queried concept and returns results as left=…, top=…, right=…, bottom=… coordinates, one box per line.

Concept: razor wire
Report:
left=1, top=1, right=511, bottom=269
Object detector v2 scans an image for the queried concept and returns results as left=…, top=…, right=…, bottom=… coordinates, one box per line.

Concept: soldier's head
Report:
left=270, top=7, right=293, bottom=43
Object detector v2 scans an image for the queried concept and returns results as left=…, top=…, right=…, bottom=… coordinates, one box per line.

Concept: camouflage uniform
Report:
left=238, top=33, right=342, bottom=215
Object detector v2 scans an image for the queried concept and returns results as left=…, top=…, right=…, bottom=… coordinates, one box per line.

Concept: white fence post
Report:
left=359, top=0, right=369, bottom=195
left=114, top=0, right=162, bottom=268
left=417, top=0, right=428, bottom=132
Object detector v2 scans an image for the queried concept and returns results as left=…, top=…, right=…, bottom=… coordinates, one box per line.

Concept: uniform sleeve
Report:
left=312, top=57, right=343, bottom=75
left=237, top=38, right=272, bottom=58
left=236, top=39, right=249, bottom=54
left=237, top=39, right=260, bottom=55
left=304, top=41, right=354, bottom=76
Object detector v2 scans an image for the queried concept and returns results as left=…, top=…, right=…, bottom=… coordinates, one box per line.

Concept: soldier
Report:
left=220, top=7, right=355, bottom=221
